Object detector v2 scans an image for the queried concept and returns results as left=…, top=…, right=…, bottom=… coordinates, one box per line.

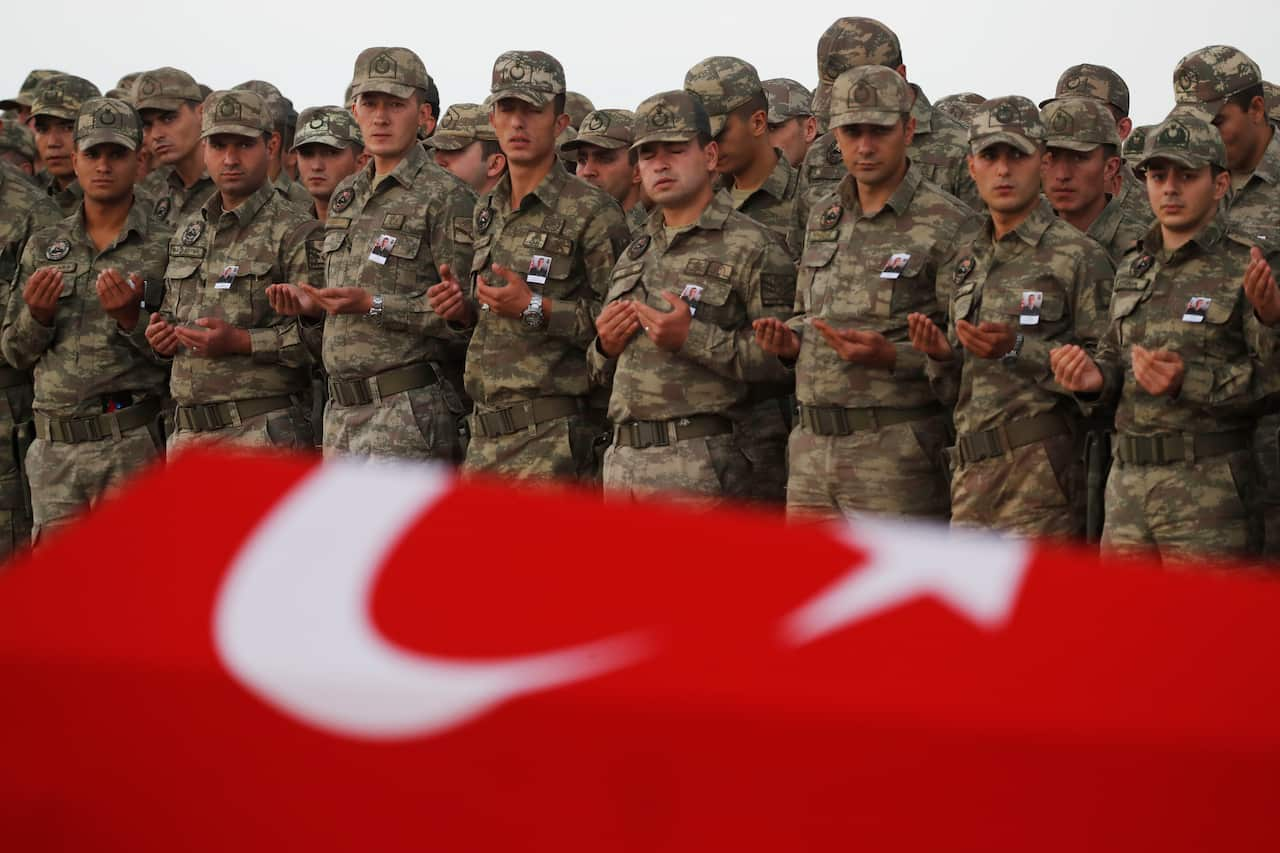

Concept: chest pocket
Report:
left=522, top=230, right=577, bottom=299
left=800, top=240, right=838, bottom=313
left=164, top=255, right=204, bottom=320
left=372, top=231, right=425, bottom=295
left=986, top=276, right=1068, bottom=333
left=470, top=234, right=493, bottom=284
left=953, top=281, right=979, bottom=323
left=322, top=228, right=349, bottom=279
left=678, top=277, right=740, bottom=329
left=208, top=259, right=272, bottom=327
left=1196, top=288, right=1243, bottom=361
left=606, top=261, right=644, bottom=303
left=883, top=252, right=935, bottom=317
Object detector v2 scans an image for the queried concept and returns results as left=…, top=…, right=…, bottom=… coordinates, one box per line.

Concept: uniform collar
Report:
left=358, top=142, right=430, bottom=195
left=489, top=158, right=571, bottom=214
left=1139, top=209, right=1228, bottom=260
left=70, top=194, right=153, bottom=250
left=1086, top=194, right=1123, bottom=244
left=645, top=188, right=734, bottom=245
left=1242, top=128, right=1280, bottom=188
left=837, top=160, right=923, bottom=217
left=201, top=180, right=275, bottom=227
left=985, top=197, right=1056, bottom=248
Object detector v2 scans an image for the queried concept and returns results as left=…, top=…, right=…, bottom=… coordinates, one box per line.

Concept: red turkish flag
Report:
left=1, top=449, right=1278, bottom=852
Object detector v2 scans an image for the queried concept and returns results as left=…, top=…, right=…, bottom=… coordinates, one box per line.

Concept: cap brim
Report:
left=76, top=130, right=139, bottom=151
left=0, top=97, right=26, bottom=110
left=1137, top=150, right=1209, bottom=170
left=291, top=134, right=354, bottom=151
left=1045, top=138, right=1102, bottom=153
left=350, top=81, right=416, bottom=100
left=560, top=133, right=627, bottom=151
left=136, top=97, right=196, bottom=113
left=30, top=107, right=78, bottom=121
left=425, top=133, right=472, bottom=151
left=630, top=130, right=699, bottom=151
left=831, top=109, right=901, bottom=129
left=1173, top=99, right=1220, bottom=123
left=485, top=89, right=553, bottom=109
left=201, top=123, right=266, bottom=139
left=707, top=113, right=727, bottom=138
left=971, top=131, right=1040, bottom=156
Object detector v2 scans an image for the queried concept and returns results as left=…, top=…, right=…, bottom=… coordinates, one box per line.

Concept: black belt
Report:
left=1116, top=430, right=1250, bottom=465
left=327, top=362, right=437, bottom=407
left=799, top=403, right=942, bottom=436
left=34, top=397, right=162, bottom=443
left=614, top=414, right=732, bottom=449
left=472, top=396, right=581, bottom=438
left=175, top=395, right=294, bottom=432
left=956, top=412, right=1071, bottom=465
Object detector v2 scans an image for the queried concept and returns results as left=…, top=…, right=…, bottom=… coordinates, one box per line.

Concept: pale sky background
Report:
left=6, top=0, right=1276, bottom=128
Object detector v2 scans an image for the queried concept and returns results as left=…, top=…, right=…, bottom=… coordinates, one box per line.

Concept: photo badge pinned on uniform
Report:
left=369, top=234, right=396, bottom=265
left=954, top=256, right=975, bottom=284
left=680, top=283, right=704, bottom=316
left=527, top=254, right=552, bottom=285
left=1183, top=296, right=1211, bottom=323
left=45, top=239, right=71, bottom=261
left=1020, top=291, right=1044, bottom=326
left=880, top=252, right=910, bottom=279
left=215, top=265, right=239, bottom=290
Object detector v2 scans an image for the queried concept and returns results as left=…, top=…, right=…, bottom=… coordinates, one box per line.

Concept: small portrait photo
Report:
left=369, top=234, right=397, bottom=265
left=880, top=252, right=911, bottom=279
left=1020, top=290, right=1044, bottom=326
left=215, top=264, right=239, bottom=291
left=1182, top=296, right=1211, bottom=323
left=527, top=254, right=553, bottom=285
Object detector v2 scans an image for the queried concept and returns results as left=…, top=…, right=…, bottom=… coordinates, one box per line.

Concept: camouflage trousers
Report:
left=1252, top=413, right=1280, bottom=556
left=733, top=395, right=791, bottom=504
left=324, top=383, right=465, bottom=463
left=0, top=383, right=33, bottom=563
left=603, top=432, right=750, bottom=505
left=786, top=416, right=950, bottom=522
left=1102, top=447, right=1255, bottom=563
left=462, top=414, right=597, bottom=483
left=950, top=432, right=1084, bottom=539
left=169, top=404, right=314, bottom=455
left=26, top=424, right=161, bottom=543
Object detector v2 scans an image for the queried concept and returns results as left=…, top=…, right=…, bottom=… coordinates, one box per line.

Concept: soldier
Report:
left=935, top=92, right=986, bottom=127
left=1041, top=97, right=1149, bottom=263
left=0, top=69, right=64, bottom=128
left=1051, top=114, right=1278, bottom=560
left=142, top=90, right=321, bottom=452
left=427, top=102, right=506, bottom=195
left=291, top=106, right=364, bottom=222
left=1121, top=125, right=1151, bottom=173
left=754, top=66, right=978, bottom=521
left=556, top=91, right=595, bottom=175
left=589, top=90, right=795, bottom=503
left=234, top=80, right=311, bottom=209
left=428, top=50, right=628, bottom=481
left=559, top=108, right=645, bottom=232
left=134, top=67, right=214, bottom=229
left=30, top=75, right=101, bottom=214
left=268, top=47, right=476, bottom=462
left=1, top=97, right=169, bottom=541
left=907, top=96, right=1115, bottom=538
left=763, top=78, right=817, bottom=168
left=0, top=121, right=37, bottom=176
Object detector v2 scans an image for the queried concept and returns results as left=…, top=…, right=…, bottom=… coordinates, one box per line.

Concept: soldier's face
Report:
left=32, top=116, right=75, bottom=179
left=1211, top=98, right=1269, bottom=173
left=575, top=145, right=637, bottom=205
left=637, top=139, right=717, bottom=207
left=969, top=143, right=1042, bottom=215
left=140, top=105, right=202, bottom=165
left=433, top=141, right=489, bottom=191
left=296, top=142, right=360, bottom=202
left=768, top=116, right=817, bottom=167
left=353, top=92, right=424, bottom=158
left=835, top=119, right=914, bottom=188
left=1041, top=146, right=1118, bottom=215
left=73, top=143, right=139, bottom=203
left=490, top=98, right=568, bottom=166
left=204, top=133, right=271, bottom=201
left=713, top=108, right=766, bottom=176
left=1143, top=159, right=1229, bottom=233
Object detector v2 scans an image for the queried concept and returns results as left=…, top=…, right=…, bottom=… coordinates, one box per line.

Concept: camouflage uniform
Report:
left=291, top=105, right=365, bottom=216
left=426, top=102, right=498, bottom=153
left=589, top=91, right=795, bottom=504
left=1086, top=116, right=1273, bottom=560
left=133, top=68, right=216, bottom=229
left=1265, top=82, right=1280, bottom=124
left=234, top=81, right=313, bottom=211
left=463, top=51, right=629, bottom=481
left=928, top=98, right=1116, bottom=538
left=935, top=92, right=985, bottom=127
left=764, top=79, right=814, bottom=125
left=0, top=122, right=38, bottom=174
left=159, top=91, right=321, bottom=453
left=788, top=68, right=979, bottom=520
left=1121, top=126, right=1150, bottom=172
left=556, top=91, right=596, bottom=172
left=1, top=98, right=169, bottom=541
left=0, top=69, right=65, bottom=115
left=559, top=108, right=649, bottom=237
left=29, top=75, right=101, bottom=215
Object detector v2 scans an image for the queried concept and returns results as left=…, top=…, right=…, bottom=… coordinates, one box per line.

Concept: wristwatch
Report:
left=1000, top=333, right=1024, bottom=368
left=367, top=294, right=384, bottom=320
left=521, top=292, right=545, bottom=330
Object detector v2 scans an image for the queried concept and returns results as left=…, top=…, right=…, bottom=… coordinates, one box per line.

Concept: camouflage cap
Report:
left=132, top=67, right=203, bottom=112
left=1041, top=63, right=1130, bottom=115
left=763, top=78, right=814, bottom=124
left=631, top=90, right=711, bottom=149
left=829, top=65, right=912, bottom=128
left=1041, top=96, right=1121, bottom=152
left=817, top=17, right=902, bottom=86
left=935, top=92, right=986, bottom=125
left=1173, top=45, right=1262, bottom=121
left=235, top=80, right=296, bottom=131
left=75, top=96, right=143, bottom=151
left=0, top=69, right=64, bottom=110
left=559, top=108, right=635, bottom=151
left=811, top=85, right=831, bottom=131
left=1121, top=124, right=1151, bottom=169
left=350, top=47, right=431, bottom=101
left=425, top=102, right=496, bottom=150
left=0, top=121, right=36, bottom=161
left=969, top=96, right=1046, bottom=155
left=292, top=105, right=363, bottom=151
left=486, top=51, right=566, bottom=109
left=1264, top=81, right=1280, bottom=123
left=1138, top=113, right=1225, bottom=171
left=30, top=75, right=102, bottom=122
left=684, top=56, right=764, bottom=137
left=201, top=90, right=272, bottom=139
left=564, top=91, right=595, bottom=129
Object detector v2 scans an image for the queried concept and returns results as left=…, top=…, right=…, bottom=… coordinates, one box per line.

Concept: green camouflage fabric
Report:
left=293, top=105, right=364, bottom=150
left=1266, top=82, right=1280, bottom=123
left=273, top=172, right=314, bottom=210
left=1224, top=130, right=1280, bottom=228
left=1173, top=45, right=1263, bottom=122
left=1114, top=164, right=1153, bottom=227
left=426, top=102, right=496, bottom=151
left=202, top=90, right=272, bottom=138
left=233, top=80, right=296, bottom=131
left=602, top=430, right=749, bottom=505
left=830, top=65, right=913, bottom=128
left=1138, top=113, right=1227, bottom=171
left=0, top=69, right=65, bottom=111
left=631, top=89, right=711, bottom=145
left=0, top=121, right=36, bottom=164
left=719, top=153, right=799, bottom=247
left=934, top=92, right=985, bottom=126
left=970, top=95, right=1046, bottom=155
left=35, top=170, right=83, bottom=216
left=349, top=47, right=431, bottom=100
left=131, top=67, right=203, bottom=112
left=1042, top=96, right=1121, bottom=151
left=560, top=109, right=634, bottom=151
left=1083, top=192, right=1151, bottom=265
left=138, top=166, right=216, bottom=230
left=763, top=78, right=813, bottom=124
left=564, top=91, right=595, bottom=129
left=683, top=56, right=764, bottom=138
left=112, top=73, right=142, bottom=102
left=816, top=17, right=902, bottom=87
left=1041, top=63, right=1130, bottom=115
left=1121, top=125, right=1150, bottom=169
left=161, top=182, right=320, bottom=413
left=625, top=203, right=648, bottom=236
left=29, top=75, right=101, bottom=122
left=485, top=50, right=566, bottom=108
left=75, top=96, right=143, bottom=151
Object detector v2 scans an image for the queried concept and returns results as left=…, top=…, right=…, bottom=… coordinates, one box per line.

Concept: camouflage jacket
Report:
left=161, top=182, right=321, bottom=405
left=1226, top=128, right=1280, bottom=233
left=35, top=171, right=83, bottom=216
left=625, top=203, right=649, bottom=237
left=927, top=199, right=1116, bottom=435
left=0, top=166, right=64, bottom=369
left=319, top=143, right=476, bottom=380
left=588, top=191, right=795, bottom=423
left=465, top=160, right=629, bottom=409
left=139, top=165, right=216, bottom=230
left=274, top=171, right=314, bottom=211
left=1084, top=192, right=1152, bottom=265
left=2, top=198, right=169, bottom=416
left=1089, top=214, right=1274, bottom=435
left=1114, top=164, right=1153, bottom=226
left=716, top=149, right=800, bottom=251
left=791, top=166, right=978, bottom=410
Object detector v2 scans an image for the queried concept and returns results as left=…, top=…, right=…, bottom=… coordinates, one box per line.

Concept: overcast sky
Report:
left=7, top=0, right=1275, bottom=128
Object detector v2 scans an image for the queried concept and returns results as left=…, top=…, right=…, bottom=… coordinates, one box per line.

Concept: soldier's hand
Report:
left=173, top=317, right=251, bottom=358
left=428, top=264, right=476, bottom=325
left=594, top=300, right=640, bottom=358
left=1243, top=246, right=1280, bottom=326
left=22, top=267, right=63, bottom=326
left=298, top=283, right=374, bottom=316
left=1050, top=344, right=1104, bottom=393
left=956, top=319, right=1016, bottom=359
left=811, top=320, right=895, bottom=369
left=266, top=283, right=322, bottom=318
left=633, top=292, right=692, bottom=352
left=907, top=312, right=953, bottom=361
left=1131, top=345, right=1184, bottom=397
left=752, top=316, right=800, bottom=360
left=95, top=268, right=143, bottom=331
left=475, top=264, right=535, bottom=319
left=144, top=312, right=180, bottom=357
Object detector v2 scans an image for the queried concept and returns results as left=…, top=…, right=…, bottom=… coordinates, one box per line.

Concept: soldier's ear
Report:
left=1103, top=155, right=1121, bottom=183
left=418, top=101, right=436, bottom=136
left=703, top=139, right=720, bottom=172
left=803, top=115, right=818, bottom=144
left=1117, top=116, right=1133, bottom=140
left=903, top=116, right=917, bottom=146
left=1213, top=167, right=1231, bottom=199
left=554, top=110, right=571, bottom=137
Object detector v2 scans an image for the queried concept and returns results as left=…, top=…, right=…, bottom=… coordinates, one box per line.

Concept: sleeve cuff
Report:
left=248, top=328, right=281, bottom=364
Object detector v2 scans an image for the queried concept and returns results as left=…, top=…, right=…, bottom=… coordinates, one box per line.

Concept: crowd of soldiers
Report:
left=1, top=16, right=1280, bottom=567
